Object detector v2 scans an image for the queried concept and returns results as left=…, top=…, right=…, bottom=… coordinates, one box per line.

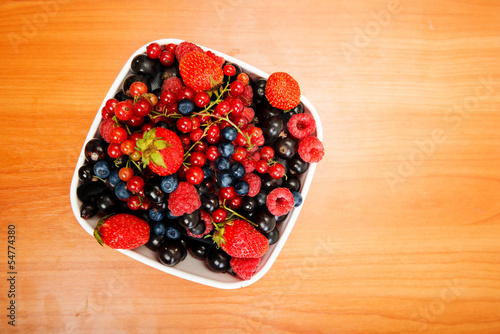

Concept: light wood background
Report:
left=1, top=0, right=500, bottom=333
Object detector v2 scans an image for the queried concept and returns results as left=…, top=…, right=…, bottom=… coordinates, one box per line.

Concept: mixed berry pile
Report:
left=77, top=41, right=324, bottom=280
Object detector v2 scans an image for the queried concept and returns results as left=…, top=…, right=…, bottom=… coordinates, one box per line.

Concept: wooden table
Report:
left=1, top=0, right=499, bottom=333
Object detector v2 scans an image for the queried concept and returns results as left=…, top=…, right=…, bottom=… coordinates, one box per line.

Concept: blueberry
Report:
left=230, top=162, right=245, bottom=179
left=93, top=160, right=110, bottom=178
left=151, top=222, right=166, bottom=236
left=291, top=191, right=303, bottom=207
left=215, top=157, right=231, bottom=171
left=166, top=210, right=178, bottom=220
left=108, top=170, right=121, bottom=186
left=161, top=175, right=178, bottom=193
left=234, top=180, right=249, bottom=196
left=218, top=142, right=235, bottom=158
left=178, top=98, right=195, bottom=115
left=165, top=223, right=182, bottom=239
left=221, top=127, right=238, bottom=141
left=114, top=181, right=131, bottom=200
left=217, top=171, right=234, bottom=188
left=202, top=165, right=213, bottom=179
left=149, top=208, right=165, bottom=221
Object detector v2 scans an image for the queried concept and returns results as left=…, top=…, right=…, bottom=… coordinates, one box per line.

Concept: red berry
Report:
left=206, top=124, right=221, bottom=144
left=235, top=131, right=248, bottom=147
left=141, top=123, right=154, bottom=133
left=230, top=80, right=245, bottom=97
left=260, top=146, right=275, bottom=160
left=232, top=146, right=247, bottom=161
left=219, top=186, right=236, bottom=200
left=214, top=100, right=230, bottom=116
left=178, top=86, right=196, bottom=101
left=231, top=115, right=249, bottom=130
left=236, top=73, right=249, bottom=85
left=119, top=167, right=134, bottom=181
left=269, top=163, right=285, bottom=179
left=107, top=143, right=123, bottom=158
left=105, top=98, right=118, bottom=113
left=127, top=115, right=144, bottom=128
left=189, top=128, right=204, bottom=142
left=160, top=90, right=177, bottom=107
left=185, top=166, right=204, bottom=185
left=287, top=113, right=316, bottom=139
left=188, top=151, right=207, bottom=167
left=146, top=42, right=162, bottom=59
left=110, top=127, right=128, bottom=144
left=206, top=145, right=220, bottom=161
left=191, top=116, right=201, bottom=130
left=115, top=101, right=133, bottom=121
left=298, top=136, right=325, bottom=163
left=194, top=92, right=210, bottom=108
left=165, top=43, right=177, bottom=54
left=159, top=50, right=175, bottom=66
left=229, top=195, right=242, bottom=210
left=255, top=160, right=269, bottom=174
left=127, top=176, right=145, bottom=192
left=179, top=134, right=191, bottom=151
left=127, top=195, right=142, bottom=210
left=223, top=64, right=236, bottom=77
left=212, top=208, right=227, bottom=223
left=120, top=140, right=135, bottom=155
left=101, top=106, right=113, bottom=119
left=177, top=116, right=193, bottom=133
left=193, top=141, right=207, bottom=152
left=241, top=173, right=261, bottom=197
left=129, top=82, right=148, bottom=97
left=139, top=198, right=151, bottom=211
left=132, top=98, right=152, bottom=117
left=229, top=99, right=244, bottom=116
left=266, top=187, right=294, bottom=216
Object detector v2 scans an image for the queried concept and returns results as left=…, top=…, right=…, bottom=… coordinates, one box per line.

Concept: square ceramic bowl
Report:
left=70, top=38, right=323, bottom=289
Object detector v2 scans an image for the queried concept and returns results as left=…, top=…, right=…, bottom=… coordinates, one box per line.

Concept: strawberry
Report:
left=265, top=72, right=301, bottom=110
left=175, top=41, right=203, bottom=62
left=230, top=257, right=261, bottom=280
left=93, top=213, right=149, bottom=249
left=136, top=127, right=184, bottom=176
left=179, top=51, right=224, bottom=93
left=212, top=219, right=269, bottom=258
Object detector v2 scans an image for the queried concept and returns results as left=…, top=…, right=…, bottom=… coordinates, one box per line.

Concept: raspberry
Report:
left=99, top=118, right=117, bottom=143
left=241, top=156, right=257, bottom=174
left=205, top=50, right=225, bottom=67
left=162, top=77, right=184, bottom=95
left=266, top=187, right=294, bottom=216
left=175, top=41, right=203, bottom=62
left=298, top=136, right=324, bottom=163
left=187, top=210, right=214, bottom=238
left=242, top=173, right=261, bottom=197
left=287, top=113, right=316, bottom=139
left=230, top=257, right=261, bottom=280
left=242, top=107, right=255, bottom=123
left=168, top=182, right=201, bottom=217
left=237, top=84, right=253, bottom=107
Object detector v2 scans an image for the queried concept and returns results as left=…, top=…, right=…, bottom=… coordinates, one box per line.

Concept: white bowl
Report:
left=70, top=38, right=323, bottom=289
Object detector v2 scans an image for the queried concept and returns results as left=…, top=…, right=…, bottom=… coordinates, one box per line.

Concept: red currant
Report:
left=214, top=100, right=230, bottom=116
left=206, top=124, right=221, bottom=144
left=236, top=73, right=249, bottom=85
left=232, top=146, right=247, bottom=161
left=230, top=80, right=245, bottom=97
left=212, top=208, right=227, bottom=223
left=269, top=163, right=285, bottom=179
left=115, top=101, right=133, bottom=121
left=193, top=141, right=207, bottom=152
left=107, top=143, right=123, bottom=158
left=126, top=115, right=144, bottom=128
left=229, top=195, right=242, bottom=210
left=179, top=134, right=191, bottom=151
left=160, top=90, right=177, bottom=107
left=101, top=106, right=113, bottom=119
left=178, top=86, right=196, bottom=101
left=255, top=160, right=269, bottom=174
left=120, top=140, right=136, bottom=155
left=177, top=116, right=193, bottom=133
left=231, top=115, right=249, bottom=129
left=110, top=127, right=128, bottom=144
left=119, top=167, right=134, bottom=181
left=159, top=50, right=175, bottom=66
left=127, top=176, right=145, bottom=192
left=165, top=43, right=177, bottom=54
left=191, top=116, right=201, bottom=131
left=141, top=123, right=154, bottom=133
left=146, top=42, right=162, bottom=59
left=188, top=151, right=207, bottom=167
left=206, top=145, right=220, bottom=161
left=194, top=92, right=210, bottom=108
left=223, top=64, right=236, bottom=77
left=185, top=166, right=204, bottom=185
left=235, top=131, right=249, bottom=147
left=219, top=186, right=236, bottom=200
left=105, top=98, right=119, bottom=113
left=260, top=146, right=275, bottom=160
left=139, top=198, right=151, bottom=211
left=129, top=81, right=148, bottom=97
left=127, top=195, right=141, bottom=210
left=189, top=128, right=204, bottom=142
left=230, top=99, right=244, bottom=116
left=132, top=98, right=152, bottom=117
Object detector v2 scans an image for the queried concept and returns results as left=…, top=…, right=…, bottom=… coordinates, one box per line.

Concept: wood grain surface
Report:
left=1, top=0, right=500, bottom=333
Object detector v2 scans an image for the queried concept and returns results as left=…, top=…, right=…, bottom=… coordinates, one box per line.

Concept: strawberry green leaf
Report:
left=154, top=139, right=170, bottom=150
left=150, top=151, right=167, bottom=168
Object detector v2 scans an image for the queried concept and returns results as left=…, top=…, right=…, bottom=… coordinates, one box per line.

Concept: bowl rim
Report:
left=70, top=38, right=323, bottom=289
